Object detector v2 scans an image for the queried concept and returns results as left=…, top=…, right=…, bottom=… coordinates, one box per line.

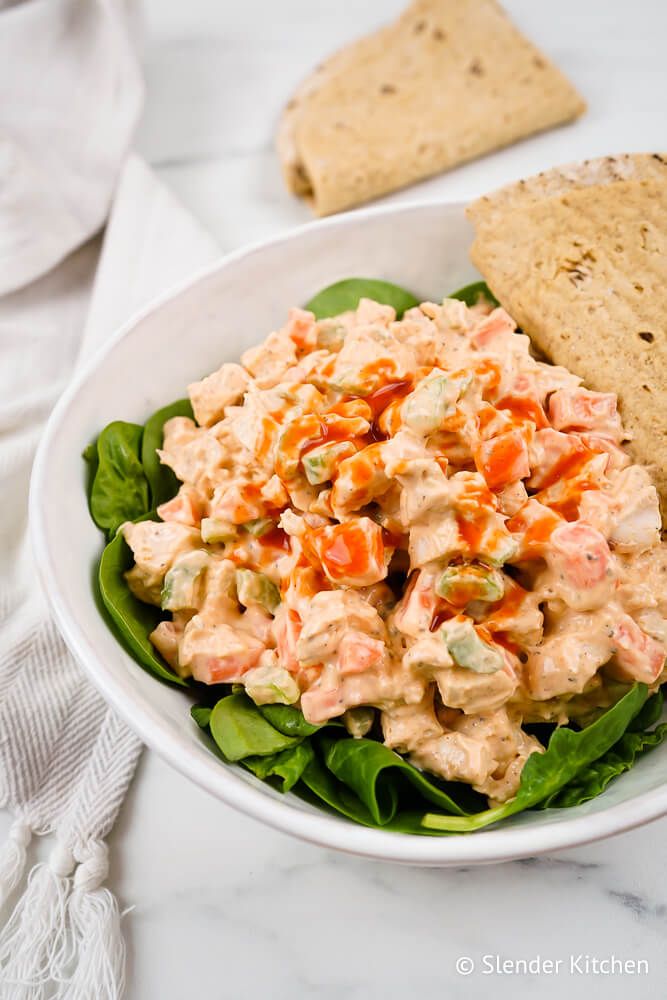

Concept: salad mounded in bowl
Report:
left=84, top=277, right=667, bottom=835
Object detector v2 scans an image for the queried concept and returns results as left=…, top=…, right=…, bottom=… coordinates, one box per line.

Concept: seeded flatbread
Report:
left=278, top=0, right=585, bottom=216
left=467, top=152, right=667, bottom=229
left=467, top=153, right=667, bottom=516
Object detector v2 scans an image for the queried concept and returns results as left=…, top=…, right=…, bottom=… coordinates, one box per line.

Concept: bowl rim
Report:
left=29, top=197, right=667, bottom=865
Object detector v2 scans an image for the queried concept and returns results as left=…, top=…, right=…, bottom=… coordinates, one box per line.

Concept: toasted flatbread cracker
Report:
left=467, top=153, right=667, bottom=515
left=278, top=0, right=585, bottom=216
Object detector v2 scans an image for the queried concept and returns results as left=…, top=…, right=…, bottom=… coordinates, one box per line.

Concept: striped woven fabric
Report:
left=0, top=240, right=142, bottom=998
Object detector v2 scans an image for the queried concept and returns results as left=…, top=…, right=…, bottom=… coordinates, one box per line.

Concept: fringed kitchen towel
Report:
left=0, top=3, right=219, bottom=995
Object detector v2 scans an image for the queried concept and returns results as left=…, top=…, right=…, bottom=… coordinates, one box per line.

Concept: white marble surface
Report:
left=9, top=1, right=667, bottom=996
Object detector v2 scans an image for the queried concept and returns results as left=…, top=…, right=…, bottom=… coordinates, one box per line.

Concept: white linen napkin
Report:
left=0, top=156, right=218, bottom=998
left=0, top=3, right=220, bottom=995
left=0, top=0, right=143, bottom=298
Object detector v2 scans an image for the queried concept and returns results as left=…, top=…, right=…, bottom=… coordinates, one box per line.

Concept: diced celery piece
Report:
left=161, top=550, right=209, bottom=611
left=200, top=517, right=236, bottom=544
left=342, top=707, right=375, bottom=738
left=327, top=370, right=370, bottom=395
left=439, top=617, right=503, bottom=673
left=236, top=568, right=281, bottom=614
left=436, top=564, right=504, bottom=605
left=302, top=440, right=357, bottom=485
left=402, top=375, right=460, bottom=435
left=484, top=533, right=519, bottom=568
left=245, top=517, right=274, bottom=537
left=244, top=662, right=300, bottom=706
left=316, top=321, right=346, bottom=351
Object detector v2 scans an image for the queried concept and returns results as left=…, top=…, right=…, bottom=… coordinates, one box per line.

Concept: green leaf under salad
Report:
left=542, top=691, right=667, bottom=809
left=141, top=398, right=194, bottom=508
left=97, top=518, right=188, bottom=687
left=191, top=704, right=212, bottom=729
left=448, top=279, right=499, bottom=309
left=88, top=421, right=150, bottom=539
left=319, top=734, right=473, bottom=825
left=258, top=702, right=322, bottom=738
left=422, top=684, right=651, bottom=832
left=305, top=277, right=419, bottom=320
left=243, top=741, right=315, bottom=794
left=209, top=693, right=304, bottom=761
left=194, top=694, right=481, bottom=826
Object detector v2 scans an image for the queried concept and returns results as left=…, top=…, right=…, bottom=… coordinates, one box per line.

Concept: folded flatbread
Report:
left=467, top=152, right=667, bottom=515
left=278, top=0, right=585, bottom=216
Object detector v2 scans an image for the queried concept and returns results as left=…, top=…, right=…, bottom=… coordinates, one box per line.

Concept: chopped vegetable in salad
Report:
left=116, top=294, right=667, bottom=808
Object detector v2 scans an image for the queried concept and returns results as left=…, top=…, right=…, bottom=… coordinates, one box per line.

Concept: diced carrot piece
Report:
left=312, top=517, right=386, bottom=586
left=193, top=648, right=263, bottom=684
left=548, top=389, right=619, bottom=432
left=273, top=606, right=302, bottom=672
left=475, top=429, right=530, bottom=489
left=338, top=632, right=386, bottom=676
left=606, top=616, right=665, bottom=685
left=471, top=309, right=516, bottom=349
left=157, top=486, right=202, bottom=527
left=548, top=522, right=612, bottom=589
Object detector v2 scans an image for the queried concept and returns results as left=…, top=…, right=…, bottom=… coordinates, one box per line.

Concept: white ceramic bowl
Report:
left=30, top=200, right=667, bottom=865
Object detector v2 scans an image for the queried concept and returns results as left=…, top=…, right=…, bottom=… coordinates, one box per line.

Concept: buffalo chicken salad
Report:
left=85, top=278, right=667, bottom=834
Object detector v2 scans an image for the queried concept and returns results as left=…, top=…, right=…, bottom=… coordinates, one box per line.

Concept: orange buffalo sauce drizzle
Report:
left=534, top=443, right=602, bottom=520
left=363, top=380, right=413, bottom=418
left=361, top=380, right=413, bottom=442
left=490, top=632, right=520, bottom=655
left=474, top=358, right=502, bottom=391
left=430, top=606, right=457, bottom=632
left=505, top=505, right=561, bottom=556
left=457, top=514, right=488, bottom=552
left=496, top=394, right=549, bottom=429
left=257, top=526, right=291, bottom=552
left=476, top=404, right=501, bottom=435
left=536, top=442, right=594, bottom=491
left=300, top=420, right=363, bottom=456
left=544, top=478, right=601, bottom=522
left=256, top=415, right=279, bottom=464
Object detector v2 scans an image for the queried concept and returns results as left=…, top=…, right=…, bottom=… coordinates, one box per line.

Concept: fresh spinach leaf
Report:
left=422, top=684, right=649, bottom=833
left=209, top=693, right=303, bottom=761
left=191, top=704, right=212, bottom=729
left=296, top=748, right=450, bottom=832
left=98, top=520, right=187, bottom=687
left=628, top=689, right=664, bottom=731
left=89, top=421, right=150, bottom=539
left=542, top=725, right=667, bottom=810
left=142, top=398, right=193, bottom=508
left=243, top=741, right=315, bottom=793
left=82, top=439, right=100, bottom=512
left=258, top=703, right=322, bottom=737
left=305, top=278, right=419, bottom=320
left=542, top=691, right=667, bottom=809
left=320, top=734, right=472, bottom=825
left=299, top=754, right=379, bottom=827
left=448, top=280, right=499, bottom=308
